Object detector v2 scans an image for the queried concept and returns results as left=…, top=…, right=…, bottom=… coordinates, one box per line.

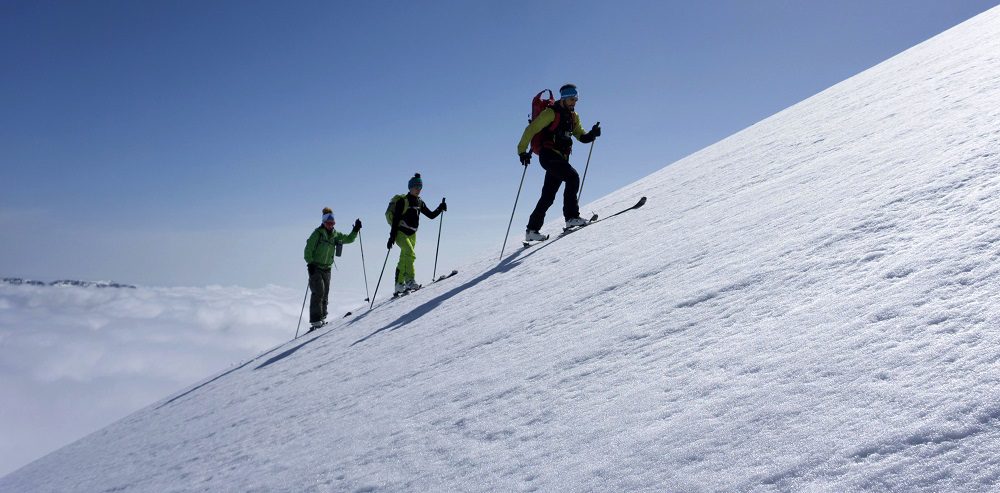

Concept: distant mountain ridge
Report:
left=2, top=277, right=136, bottom=289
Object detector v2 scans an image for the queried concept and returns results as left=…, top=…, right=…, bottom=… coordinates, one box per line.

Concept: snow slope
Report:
left=4, top=6, right=1000, bottom=492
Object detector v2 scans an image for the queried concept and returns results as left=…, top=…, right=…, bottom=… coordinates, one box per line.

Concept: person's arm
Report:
left=420, top=200, right=443, bottom=219
left=334, top=228, right=358, bottom=244
left=304, top=229, right=319, bottom=264
left=572, top=113, right=586, bottom=140
left=576, top=114, right=600, bottom=144
left=516, top=108, right=556, bottom=154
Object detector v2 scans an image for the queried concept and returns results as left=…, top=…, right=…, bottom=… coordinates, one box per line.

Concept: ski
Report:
left=520, top=197, right=646, bottom=249
left=522, top=214, right=597, bottom=249
left=591, top=196, right=647, bottom=224
left=347, top=270, right=461, bottom=318
left=522, top=216, right=596, bottom=248
left=562, top=212, right=600, bottom=233
left=306, top=321, right=328, bottom=333
left=522, top=235, right=550, bottom=248
left=433, top=270, right=458, bottom=282
left=392, top=284, right=422, bottom=298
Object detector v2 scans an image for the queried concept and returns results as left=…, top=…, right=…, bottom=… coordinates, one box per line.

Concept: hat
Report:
left=408, top=173, right=423, bottom=189
left=321, top=207, right=334, bottom=223
left=559, top=84, right=578, bottom=100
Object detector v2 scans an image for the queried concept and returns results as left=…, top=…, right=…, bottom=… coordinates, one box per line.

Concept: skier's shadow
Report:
left=155, top=335, right=306, bottom=409
left=352, top=245, right=553, bottom=345
left=254, top=333, right=323, bottom=370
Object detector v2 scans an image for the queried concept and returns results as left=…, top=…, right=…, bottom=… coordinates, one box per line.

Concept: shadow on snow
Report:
left=351, top=239, right=560, bottom=346
left=254, top=331, right=327, bottom=370
left=154, top=336, right=304, bottom=409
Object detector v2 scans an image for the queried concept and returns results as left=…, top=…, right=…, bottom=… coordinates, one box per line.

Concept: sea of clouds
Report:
left=0, top=282, right=360, bottom=477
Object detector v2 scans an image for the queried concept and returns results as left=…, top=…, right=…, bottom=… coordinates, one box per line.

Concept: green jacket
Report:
left=304, top=226, right=357, bottom=269
left=516, top=106, right=587, bottom=155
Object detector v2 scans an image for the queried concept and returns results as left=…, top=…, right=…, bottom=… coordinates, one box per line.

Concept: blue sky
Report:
left=2, top=0, right=997, bottom=293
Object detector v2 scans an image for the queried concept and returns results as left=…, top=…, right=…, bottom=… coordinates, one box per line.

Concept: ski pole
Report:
left=369, top=248, right=391, bottom=310
left=294, top=279, right=309, bottom=338
left=500, top=163, right=528, bottom=260
left=359, top=230, right=371, bottom=302
left=433, top=198, right=445, bottom=281
left=577, top=128, right=597, bottom=204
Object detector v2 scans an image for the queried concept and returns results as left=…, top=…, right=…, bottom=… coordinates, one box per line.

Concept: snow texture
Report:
left=4, top=6, right=1000, bottom=492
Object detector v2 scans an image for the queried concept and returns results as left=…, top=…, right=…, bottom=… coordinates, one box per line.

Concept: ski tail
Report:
left=592, top=196, right=646, bottom=223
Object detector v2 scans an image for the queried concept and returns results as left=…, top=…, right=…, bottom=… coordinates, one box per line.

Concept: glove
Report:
left=589, top=123, right=601, bottom=138
left=438, top=200, right=447, bottom=212
left=519, top=152, right=531, bottom=166
left=387, top=237, right=394, bottom=250
left=353, top=219, right=362, bottom=231
left=307, top=264, right=316, bottom=276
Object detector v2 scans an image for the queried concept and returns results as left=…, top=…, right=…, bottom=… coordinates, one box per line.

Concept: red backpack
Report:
left=529, top=89, right=561, bottom=155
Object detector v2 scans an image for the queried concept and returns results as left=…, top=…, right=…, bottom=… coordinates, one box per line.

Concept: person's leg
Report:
left=320, top=269, right=331, bottom=320
left=395, top=232, right=417, bottom=284
left=540, top=151, right=580, bottom=219
left=527, top=156, right=564, bottom=231
left=308, top=269, right=325, bottom=323
left=559, top=163, right=580, bottom=219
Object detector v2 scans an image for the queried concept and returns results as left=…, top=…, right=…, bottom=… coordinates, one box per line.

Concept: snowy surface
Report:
left=0, top=283, right=359, bottom=477
left=5, top=6, right=1000, bottom=491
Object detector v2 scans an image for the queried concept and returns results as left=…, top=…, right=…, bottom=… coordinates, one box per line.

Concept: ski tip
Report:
left=637, top=196, right=647, bottom=206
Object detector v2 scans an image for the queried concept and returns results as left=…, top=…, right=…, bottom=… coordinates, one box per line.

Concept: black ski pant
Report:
left=527, top=149, right=580, bottom=231
left=308, top=265, right=331, bottom=323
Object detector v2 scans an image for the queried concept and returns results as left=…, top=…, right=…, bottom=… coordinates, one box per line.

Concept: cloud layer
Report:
left=0, top=283, right=359, bottom=477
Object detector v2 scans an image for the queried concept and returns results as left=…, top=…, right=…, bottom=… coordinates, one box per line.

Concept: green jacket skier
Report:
left=304, top=207, right=360, bottom=328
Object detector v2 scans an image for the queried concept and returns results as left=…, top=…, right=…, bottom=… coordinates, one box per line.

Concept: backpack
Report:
left=385, top=194, right=410, bottom=225
left=529, top=89, right=562, bottom=155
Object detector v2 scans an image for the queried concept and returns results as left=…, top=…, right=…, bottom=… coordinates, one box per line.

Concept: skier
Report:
left=386, top=173, right=446, bottom=295
left=517, top=83, right=601, bottom=241
left=304, top=208, right=361, bottom=330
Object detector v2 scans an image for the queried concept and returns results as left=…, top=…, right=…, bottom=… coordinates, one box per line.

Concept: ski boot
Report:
left=525, top=229, right=549, bottom=242
left=393, top=282, right=408, bottom=297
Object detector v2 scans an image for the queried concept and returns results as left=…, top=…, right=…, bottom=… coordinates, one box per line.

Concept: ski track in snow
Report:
left=5, top=6, right=1000, bottom=492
